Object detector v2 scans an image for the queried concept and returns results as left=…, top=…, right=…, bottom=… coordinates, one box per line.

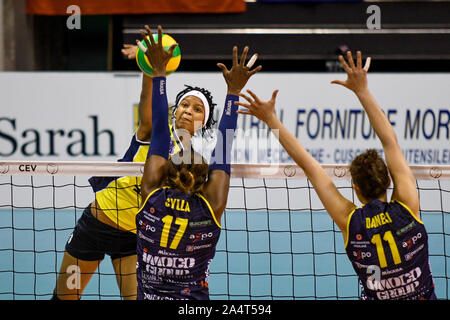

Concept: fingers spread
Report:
left=216, top=63, right=228, bottom=75
left=157, top=25, right=163, bottom=47
left=232, top=46, right=238, bottom=67
left=246, top=54, right=258, bottom=68
left=271, top=89, right=279, bottom=101
left=246, top=89, right=261, bottom=104
left=140, top=31, right=152, bottom=50
left=240, top=46, right=249, bottom=67
left=356, top=51, right=362, bottom=69
left=347, top=51, right=356, bottom=69
left=236, top=110, right=253, bottom=115
left=238, top=92, right=253, bottom=104
left=235, top=101, right=251, bottom=109
left=137, top=40, right=147, bottom=53
left=338, top=55, right=351, bottom=73
left=249, top=65, right=262, bottom=76
left=145, top=25, right=156, bottom=46
left=330, top=80, right=345, bottom=86
left=167, top=43, right=178, bottom=56
left=363, top=57, right=372, bottom=72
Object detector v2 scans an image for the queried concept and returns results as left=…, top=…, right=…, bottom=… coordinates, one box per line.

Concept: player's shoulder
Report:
left=389, top=199, right=424, bottom=225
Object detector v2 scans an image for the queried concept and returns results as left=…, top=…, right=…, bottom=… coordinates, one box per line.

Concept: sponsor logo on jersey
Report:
left=366, top=267, right=422, bottom=300
left=190, top=232, right=213, bottom=243
left=353, top=250, right=372, bottom=260
left=142, top=250, right=196, bottom=277
left=189, top=220, right=213, bottom=228
left=396, top=221, right=416, bottom=236
left=405, top=244, right=425, bottom=261
left=403, top=232, right=422, bottom=249
left=186, top=244, right=213, bottom=252
left=138, top=219, right=156, bottom=232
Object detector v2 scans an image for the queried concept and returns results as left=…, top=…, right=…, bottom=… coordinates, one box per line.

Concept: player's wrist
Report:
left=353, top=86, right=370, bottom=97
left=265, top=112, right=280, bottom=129
left=152, top=70, right=166, bottom=78
left=227, top=88, right=241, bottom=95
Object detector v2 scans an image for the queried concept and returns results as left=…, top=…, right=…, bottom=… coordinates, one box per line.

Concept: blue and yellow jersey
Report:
left=345, top=199, right=435, bottom=300
left=88, top=123, right=182, bottom=233
left=136, top=187, right=221, bottom=300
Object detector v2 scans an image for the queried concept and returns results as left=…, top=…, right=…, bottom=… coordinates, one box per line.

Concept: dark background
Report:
left=16, top=1, right=450, bottom=72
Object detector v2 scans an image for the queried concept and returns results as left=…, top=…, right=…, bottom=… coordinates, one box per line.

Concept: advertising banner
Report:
left=0, top=72, right=448, bottom=165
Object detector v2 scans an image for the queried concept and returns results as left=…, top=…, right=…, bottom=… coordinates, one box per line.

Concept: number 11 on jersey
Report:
left=371, top=230, right=402, bottom=268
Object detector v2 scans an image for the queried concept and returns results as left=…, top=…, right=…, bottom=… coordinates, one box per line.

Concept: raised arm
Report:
left=237, top=90, right=356, bottom=237
left=139, top=25, right=178, bottom=201
left=203, top=46, right=262, bottom=222
left=122, top=44, right=154, bottom=142
left=332, top=51, right=419, bottom=218
left=136, top=75, right=153, bottom=142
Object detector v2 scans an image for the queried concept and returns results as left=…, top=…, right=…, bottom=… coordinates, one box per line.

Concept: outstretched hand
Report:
left=331, top=51, right=371, bottom=95
left=137, top=25, right=178, bottom=78
left=236, top=89, right=279, bottom=124
left=121, top=44, right=138, bottom=60
left=217, top=46, right=262, bottom=95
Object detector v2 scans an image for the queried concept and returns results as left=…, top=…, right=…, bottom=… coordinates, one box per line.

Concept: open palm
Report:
left=331, top=51, right=372, bottom=94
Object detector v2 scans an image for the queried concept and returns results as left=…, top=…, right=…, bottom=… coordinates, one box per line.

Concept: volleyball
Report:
left=136, top=33, right=181, bottom=76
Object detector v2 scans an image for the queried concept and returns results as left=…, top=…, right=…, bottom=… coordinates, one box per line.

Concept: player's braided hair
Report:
left=165, top=149, right=209, bottom=195
left=350, top=149, right=391, bottom=201
left=172, top=85, right=217, bottom=137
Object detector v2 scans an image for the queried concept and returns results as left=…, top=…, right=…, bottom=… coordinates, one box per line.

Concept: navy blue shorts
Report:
left=65, top=205, right=137, bottom=261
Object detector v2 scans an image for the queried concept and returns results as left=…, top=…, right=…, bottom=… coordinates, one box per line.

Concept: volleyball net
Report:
left=0, top=161, right=449, bottom=300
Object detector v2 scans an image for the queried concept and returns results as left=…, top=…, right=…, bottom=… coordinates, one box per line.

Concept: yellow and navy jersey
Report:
left=345, top=199, right=435, bottom=300
left=88, top=125, right=182, bottom=233
left=136, top=187, right=221, bottom=300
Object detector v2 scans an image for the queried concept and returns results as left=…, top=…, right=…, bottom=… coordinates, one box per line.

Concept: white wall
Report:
left=0, top=0, right=4, bottom=70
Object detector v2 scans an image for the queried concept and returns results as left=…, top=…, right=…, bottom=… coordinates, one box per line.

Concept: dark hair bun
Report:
left=165, top=150, right=209, bottom=194
left=350, top=149, right=391, bottom=200
left=178, top=167, right=195, bottom=192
